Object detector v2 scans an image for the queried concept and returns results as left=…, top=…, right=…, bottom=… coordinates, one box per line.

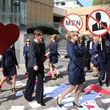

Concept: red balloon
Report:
left=0, top=23, right=20, bottom=55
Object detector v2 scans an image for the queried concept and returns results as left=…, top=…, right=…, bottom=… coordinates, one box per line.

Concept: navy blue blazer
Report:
left=67, top=41, right=85, bottom=85
left=27, top=41, right=44, bottom=69
left=67, top=41, right=83, bottom=70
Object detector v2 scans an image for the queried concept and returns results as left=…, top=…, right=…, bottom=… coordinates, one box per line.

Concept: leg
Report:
left=11, top=74, right=17, bottom=92
left=0, top=76, right=7, bottom=87
left=86, top=59, right=91, bottom=71
left=49, top=63, right=56, bottom=78
left=98, top=63, right=105, bottom=86
left=91, top=63, right=99, bottom=77
left=35, top=71, right=44, bottom=105
left=105, top=59, right=110, bottom=86
left=24, top=68, right=36, bottom=101
left=24, top=58, right=28, bottom=78
left=58, top=85, right=76, bottom=104
left=0, top=68, right=8, bottom=88
left=8, top=74, right=12, bottom=82
left=54, top=67, right=62, bottom=78
left=25, top=58, right=28, bottom=73
left=74, top=84, right=83, bottom=105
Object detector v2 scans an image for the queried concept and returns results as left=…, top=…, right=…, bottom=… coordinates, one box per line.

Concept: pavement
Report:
left=0, top=57, right=110, bottom=110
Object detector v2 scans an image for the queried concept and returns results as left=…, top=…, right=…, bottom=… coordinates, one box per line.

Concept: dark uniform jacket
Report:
left=1, top=47, right=18, bottom=68
left=27, top=41, right=43, bottom=69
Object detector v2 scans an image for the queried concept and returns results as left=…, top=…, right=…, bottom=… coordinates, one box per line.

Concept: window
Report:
left=0, top=0, right=27, bottom=25
left=61, top=2, right=65, bottom=5
left=56, top=2, right=60, bottom=5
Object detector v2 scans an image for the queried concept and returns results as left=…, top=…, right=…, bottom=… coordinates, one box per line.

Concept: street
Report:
left=0, top=58, right=110, bottom=110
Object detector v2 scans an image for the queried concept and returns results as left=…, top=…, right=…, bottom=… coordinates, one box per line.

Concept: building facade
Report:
left=0, top=0, right=54, bottom=63
left=27, top=0, right=53, bottom=27
left=54, top=0, right=83, bottom=9
left=0, top=0, right=25, bottom=25
left=0, top=0, right=53, bottom=27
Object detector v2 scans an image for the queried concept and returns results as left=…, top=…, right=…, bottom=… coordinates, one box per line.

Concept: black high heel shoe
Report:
left=73, top=101, right=83, bottom=108
left=98, top=78, right=103, bottom=86
left=56, top=97, right=64, bottom=107
left=105, top=81, right=109, bottom=87
left=12, top=88, right=16, bottom=93
left=57, top=74, right=63, bottom=78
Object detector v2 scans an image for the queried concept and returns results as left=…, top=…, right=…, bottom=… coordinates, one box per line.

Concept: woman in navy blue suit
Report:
left=57, top=31, right=85, bottom=108
left=23, top=39, right=31, bottom=76
left=48, top=34, right=60, bottom=79
left=89, top=36, right=100, bottom=77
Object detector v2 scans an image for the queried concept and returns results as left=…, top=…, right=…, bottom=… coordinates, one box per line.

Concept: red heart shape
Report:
left=0, top=23, right=20, bottom=55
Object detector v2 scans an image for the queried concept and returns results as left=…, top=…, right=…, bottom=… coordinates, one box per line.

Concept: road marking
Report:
left=10, top=106, right=24, bottom=110
left=16, top=81, right=26, bottom=87
left=101, top=98, right=110, bottom=103
left=29, top=101, right=41, bottom=108
left=44, top=107, right=67, bottom=110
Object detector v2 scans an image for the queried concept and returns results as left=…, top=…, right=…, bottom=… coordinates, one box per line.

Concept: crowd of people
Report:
left=0, top=30, right=110, bottom=109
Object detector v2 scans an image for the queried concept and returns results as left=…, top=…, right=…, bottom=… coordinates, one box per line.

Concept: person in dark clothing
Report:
left=48, top=34, right=60, bottom=79
left=38, top=32, right=47, bottom=82
left=102, top=33, right=110, bottom=86
left=39, top=33, right=47, bottom=63
left=57, top=31, right=85, bottom=108
left=86, top=39, right=92, bottom=71
left=97, top=37, right=106, bottom=86
left=79, top=35, right=89, bottom=72
left=97, top=33, right=110, bottom=86
left=0, top=45, right=19, bottom=92
left=24, top=30, right=45, bottom=106
left=89, top=36, right=100, bottom=77
left=8, top=44, right=17, bottom=82
left=23, top=39, right=31, bottom=76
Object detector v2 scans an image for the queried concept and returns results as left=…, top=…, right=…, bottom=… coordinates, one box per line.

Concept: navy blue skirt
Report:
left=3, top=66, right=17, bottom=77
left=68, top=63, right=85, bottom=85
left=49, top=56, right=58, bottom=64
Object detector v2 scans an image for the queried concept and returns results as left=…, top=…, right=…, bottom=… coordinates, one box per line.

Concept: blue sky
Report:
left=78, top=0, right=93, bottom=7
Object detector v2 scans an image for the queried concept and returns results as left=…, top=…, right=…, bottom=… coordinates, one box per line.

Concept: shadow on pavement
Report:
left=84, top=78, right=98, bottom=88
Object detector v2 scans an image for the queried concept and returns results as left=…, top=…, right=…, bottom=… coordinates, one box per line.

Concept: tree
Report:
left=93, top=0, right=110, bottom=5
left=93, top=0, right=101, bottom=5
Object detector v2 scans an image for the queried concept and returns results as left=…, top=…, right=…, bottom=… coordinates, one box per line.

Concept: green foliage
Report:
left=93, top=0, right=101, bottom=5
left=93, top=0, right=110, bottom=5
left=104, top=0, right=110, bottom=4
